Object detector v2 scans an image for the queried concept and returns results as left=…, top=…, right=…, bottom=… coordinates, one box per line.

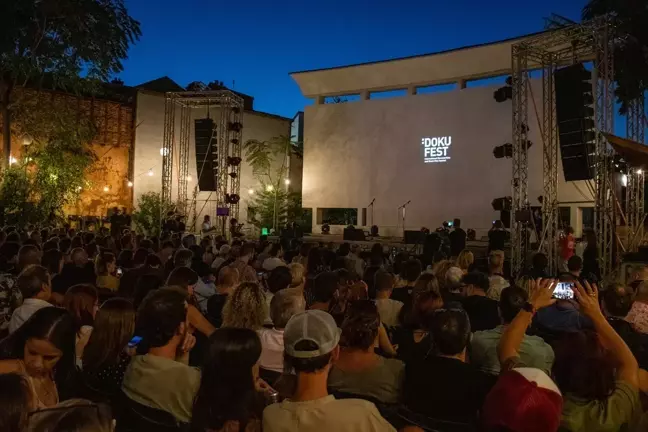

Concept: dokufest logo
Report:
left=421, top=136, right=452, bottom=163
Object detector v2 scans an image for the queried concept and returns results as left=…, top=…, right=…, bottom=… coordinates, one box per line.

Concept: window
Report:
left=317, top=208, right=358, bottom=225
left=581, top=207, right=594, bottom=231
left=559, top=207, right=571, bottom=229
left=416, top=83, right=457, bottom=95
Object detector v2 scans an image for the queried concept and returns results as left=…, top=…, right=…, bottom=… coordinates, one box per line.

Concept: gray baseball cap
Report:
left=284, top=310, right=341, bottom=359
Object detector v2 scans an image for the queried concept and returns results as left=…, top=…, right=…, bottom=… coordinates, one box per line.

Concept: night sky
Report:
left=119, top=0, right=587, bottom=118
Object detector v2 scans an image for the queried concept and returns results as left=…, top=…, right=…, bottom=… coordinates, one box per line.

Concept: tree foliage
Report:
left=583, top=0, right=648, bottom=113
left=132, top=192, right=172, bottom=237
left=244, top=135, right=303, bottom=229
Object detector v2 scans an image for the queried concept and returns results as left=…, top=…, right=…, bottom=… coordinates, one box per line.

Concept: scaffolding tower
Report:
left=161, top=90, right=245, bottom=229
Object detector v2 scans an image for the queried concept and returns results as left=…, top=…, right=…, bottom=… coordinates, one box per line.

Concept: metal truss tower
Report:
left=160, top=90, right=245, bottom=229
left=625, top=97, right=646, bottom=252
left=511, top=17, right=616, bottom=277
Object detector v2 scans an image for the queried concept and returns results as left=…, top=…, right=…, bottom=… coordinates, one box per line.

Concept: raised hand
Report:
left=573, top=280, right=603, bottom=320
left=529, top=278, right=557, bottom=310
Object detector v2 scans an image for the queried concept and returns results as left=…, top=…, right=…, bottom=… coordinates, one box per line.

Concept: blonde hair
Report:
left=222, top=282, right=268, bottom=330
left=288, top=262, right=305, bottom=288
left=489, top=250, right=505, bottom=272
left=456, top=250, right=474, bottom=272
left=433, top=260, right=455, bottom=281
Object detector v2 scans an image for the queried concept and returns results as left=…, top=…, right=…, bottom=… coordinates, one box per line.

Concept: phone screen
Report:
left=553, top=282, right=575, bottom=300
left=127, top=336, right=143, bottom=348
left=117, top=267, right=123, bottom=277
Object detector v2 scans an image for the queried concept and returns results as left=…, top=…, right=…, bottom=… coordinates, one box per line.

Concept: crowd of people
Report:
left=0, top=222, right=647, bottom=432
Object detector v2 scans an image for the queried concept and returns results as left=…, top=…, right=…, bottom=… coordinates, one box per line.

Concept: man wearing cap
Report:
left=263, top=310, right=395, bottom=432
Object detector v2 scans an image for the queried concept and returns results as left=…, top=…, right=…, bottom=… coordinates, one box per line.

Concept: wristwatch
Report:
left=522, top=302, right=536, bottom=315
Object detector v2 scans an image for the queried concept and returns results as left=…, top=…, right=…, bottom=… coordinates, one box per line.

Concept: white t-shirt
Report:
left=263, top=395, right=395, bottom=432
left=375, top=299, right=404, bottom=327
left=263, top=257, right=285, bottom=271
left=257, top=328, right=285, bottom=373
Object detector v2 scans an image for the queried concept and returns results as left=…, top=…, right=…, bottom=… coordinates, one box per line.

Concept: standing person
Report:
left=9, top=266, right=52, bottom=334
left=488, top=220, right=507, bottom=253
left=581, top=229, right=600, bottom=282
left=448, top=218, right=466, bottom=257
left=0, top=307, right=77, bottom=407
left=262, top=310, right=396, bottom=432
left=559, top=226, right=576, bottom=270
left=82, top=298, right=135, bottom=396
left=191, top=328, right=266, bottom=432
left=122, top=289, right=198, bottom=424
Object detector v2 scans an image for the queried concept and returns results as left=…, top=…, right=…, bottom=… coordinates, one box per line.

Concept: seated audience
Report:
left=82, top=297, right=135, bottom=396
left=602, top=283, right=648, bottom=368
left=95, top=251, right=119, bottom=292
left=258, top=289, right=305, bottom=375
left=166, top=267, right=216, bottom=338
left=132, top=273, right=164, bottom=309
left=207, top=266, right=239, bottom=328
left=58, top=248, right=95, bottom=293
left=374, top=270, right=403, bottom=327
left=404, top=309, right=496, bottom=425
left=487, top=250, right=510, bottom=301
left=329, top=300, right=404, bottom=404
left=306, top=271, right=339, bottom=312
left=0, top=372, right=33, bottom=432
left=471, top=286, right=554, bottom=375
left=263, top=244, right=285, bottom=271
left=228, top=242, right=258, bottom=283
left=222, top=282, right=268, bottom=330
left=460, top=272, right=500, bottom=332
left=211, top=244, right=231, bottom=270
left=533, top=275, right=591, bottom=334
left=626, top=280, right=648, bottom=334
left=263, top=310, right=395, bottom=432
left=391, top=259, right=421, bottom=304
left=0, top=307, right=76, bottom=407
left=42, top=249, right=65, bottom=300
left=287, top=262, right=305, bottom=291
left=119, top=251, right=163, bottom=298
left=63, top=284, right=98, bottom=362
left=27, top=398, right=113, bottom=432
left=456, top=249, right=473, bottom=274
left=565, top=255, right=583, bottom=280
left=122, top=288, right=198, bottom=423
left=393, top=289, right=443, bottom=364
left=10, top=265, right=52, bottom=333
left=499, top=279, right=643, bottom=432
left=191, top=328, right=266, bottom=432
left=17, top=244, right=42, bottom=274
left=264, top=266, right=293, bottom=316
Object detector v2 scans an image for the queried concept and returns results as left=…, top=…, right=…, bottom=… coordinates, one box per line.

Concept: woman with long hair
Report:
left=329, top=300, right=404, bottom=404
left=0, top=307, right=77, bottom=407
left=166, top=267, right=216, bottom=338
left=456, top=250, right=474, bottom=274
left=0, top=373, right=33, bottom=432
left=63, top=284, right=98, bottom=363
left=222, top=282, right=268, bottom=330
left=82, top=298, right=135, bottom=395
left=95, top=252, right=119, bottom=292
left=191, top=328, right=265, bottom=432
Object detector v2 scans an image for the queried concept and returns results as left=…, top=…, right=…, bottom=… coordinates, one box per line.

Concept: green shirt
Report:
left=560, top=381, right=641, bottom=432
left=122, top=354, right=201, bottom=423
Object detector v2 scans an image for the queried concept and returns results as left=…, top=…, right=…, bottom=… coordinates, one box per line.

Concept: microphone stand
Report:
left=367, top=198, right=376, bottom=227
left=399, top=200, right=411, bottom=237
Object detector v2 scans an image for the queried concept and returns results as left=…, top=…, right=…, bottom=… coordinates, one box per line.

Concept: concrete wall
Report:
left=303, top=82, right=594, bottom=237
left=133, top=91, right=291, bottom=233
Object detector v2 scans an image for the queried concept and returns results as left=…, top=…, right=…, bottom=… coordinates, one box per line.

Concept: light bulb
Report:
left=266, top=185, right=274, bottom=192
left=284, top=178, right=291, bottom=185
left=187, top=175, right=192, bottom=182
left=127, top=181, right=133, bottom=187
left=103, top=186, right=109, bottom=192
left=9, top=156, right=17, bottom=165
left=148, top=169, right=154, bottom=177
left=637, top=169, right=643, bottom=175
left=248, top=189, right=255, bottom=195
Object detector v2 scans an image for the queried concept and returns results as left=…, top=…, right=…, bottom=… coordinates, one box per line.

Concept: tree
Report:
left=244, top=135, right=302, bottom=230
left=0, top=0, right=141, bottom=167
left=582, top=1, right=648, bottom=113
left=132, top=192, right=172, bottom=237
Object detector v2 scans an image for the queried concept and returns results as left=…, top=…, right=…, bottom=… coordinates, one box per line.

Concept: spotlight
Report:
left=321, top=223, right=331, bottom=234
left=228, top=122, right=243, bottom=132
left=226, top=194, right=240, bottom=204
left=284, top=178, right=291, bottom=185
left=248, top=189, right=255, bottom=195
left=127, top=181, right=133, bottom=188
left=622, top=174, right=628, bottom=187
left=493, top=143, right=513, bottom=159
left=637, top=169, right=643, bottom=175
left=103, top=186, right=109, bottom=192
left=266, top=185, right=274, bottom=192
left=160, top=148, right=169, bottom=157
left=186, top=175, right=192, bottom=182
left=148, top=169, right=154, bottom=177
left=493, top=86, right=512, bottom=103
left=370, top=225, right=379, bottom=236
left=227, top=156, right=242, bottom=166
left=228, top=172, right=238, bottom=179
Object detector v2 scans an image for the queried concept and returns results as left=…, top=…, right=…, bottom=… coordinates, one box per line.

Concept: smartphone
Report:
left=553, top=282, right=575, bottom=300
left=448, top=221, right=454, bottom=227
left=117, top=267, right=123, bottom=277
left=127, top=335, right=143, bottom=348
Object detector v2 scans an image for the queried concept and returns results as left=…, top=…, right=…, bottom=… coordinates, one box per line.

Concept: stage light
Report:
left=492, top=197, right=512, bottom=211
left=9, top=156, right=17, bottom=165
left=228, top=122, right=243, bottom=132
left=231, top=139, right=239, bottom=145
left=370, top=225, right=379, bottom=236
left=266, top=185, right=274, bottom=192
left=228, top=172, right=238, bottom=179
left=248, top=189, right=255, bottom=195
left=226, top=194, right=240, bottom=204
left=321, top=223, right=331, bottom=234
left=127, top=181, right=133, bottom=188
left=493, top=86, right=512, bottom=103
left=103, top=186, right=109, bottom=192
left=622, top=174, right=628, bottom=187
left=227, top=156, right=242, bottom=166
left=493, top=144, right=513, bottom=159
left=186, top=175, right=192, bottom=182
left=505, top=76, right=513, bottom=86
left=159, top=148, right=169, bottom=157
left=284, top=178, right=291, bottom=185
left=637, top=169, right=643, bottom=175
left=148, top=169, right=154, bottom=177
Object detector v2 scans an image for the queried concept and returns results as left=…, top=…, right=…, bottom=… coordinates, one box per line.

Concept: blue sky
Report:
left=119, top=0, right=587, bottom=118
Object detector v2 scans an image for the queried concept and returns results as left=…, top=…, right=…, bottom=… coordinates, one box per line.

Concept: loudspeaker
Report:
left=555, top=65, right=596, bottom=181
left=343, top=228, right=365, bottom=241
left=194, top=118, right=218, bottom=191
